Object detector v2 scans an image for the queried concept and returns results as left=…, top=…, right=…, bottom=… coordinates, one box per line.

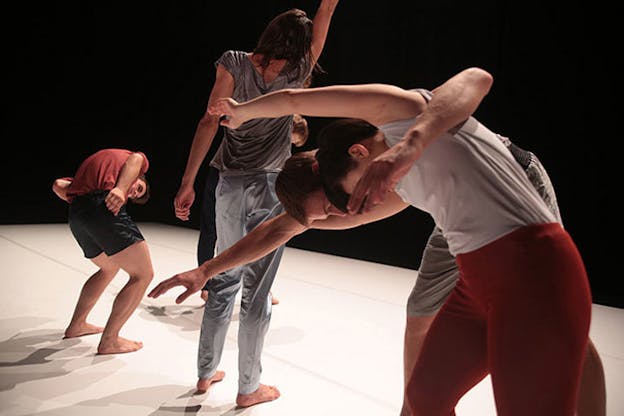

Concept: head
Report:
left=291, top=114, right=309, bottom=147
left=128, top=174, right=150, bottom=204
left=276, top=152, right=345, bottom=225
left=315, top=119, right=380, bottom=212
left=254, top=8, right=319, bottom=81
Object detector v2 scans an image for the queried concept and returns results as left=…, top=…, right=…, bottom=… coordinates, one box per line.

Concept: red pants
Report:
left=407, top=223, right=591, bottom=415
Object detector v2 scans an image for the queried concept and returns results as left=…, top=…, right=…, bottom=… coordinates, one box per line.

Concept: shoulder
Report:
left=215, top=50, right=248, bottom=70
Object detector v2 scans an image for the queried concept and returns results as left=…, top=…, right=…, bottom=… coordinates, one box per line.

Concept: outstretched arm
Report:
left=348, top=67, right=494, bottom=213
left=105, top=152, right=148, bottom=215
left=208, top=84, right=427, bottom=129
left=174, top=65, right=235, bottom=221
left=52, top=178, right=73, bottom=202
left=310, top=0, right=339, bottom=64
left=147, top=191, right=408, bottom=304
left=148, top=212, right=308, bottom=303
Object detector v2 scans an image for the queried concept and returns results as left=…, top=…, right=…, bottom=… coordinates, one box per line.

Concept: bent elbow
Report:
left=467, top=67, right=494, bottom=95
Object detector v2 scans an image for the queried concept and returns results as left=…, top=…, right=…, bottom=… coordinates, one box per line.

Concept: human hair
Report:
left=315, top=118, right=379, bottom=212
left=291, top=114, right=309, bottom=147
left=275, top=152, right=322, bottom=225
left=253, top=8, right=322, bottom=82
left=130, top=174, right=150, bottom=205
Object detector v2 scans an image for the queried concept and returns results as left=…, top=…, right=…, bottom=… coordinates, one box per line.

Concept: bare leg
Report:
left=64, top=253, right=119, bottom=338
left=196, top=370, right=226, bottom=393
left=236, top=384, right=281, bottom=408
left=576, top=338, right=606, bottom=416
left=97, top=241, right=154, bottom=355
left=400, top=314, right=436, bottom=416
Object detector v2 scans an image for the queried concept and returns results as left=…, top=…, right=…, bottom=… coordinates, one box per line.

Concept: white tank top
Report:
left=379, top=95, right=556, bottom=255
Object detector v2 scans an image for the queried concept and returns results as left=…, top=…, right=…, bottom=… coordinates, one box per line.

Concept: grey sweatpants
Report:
left=199, top=172, right=283, bottom=394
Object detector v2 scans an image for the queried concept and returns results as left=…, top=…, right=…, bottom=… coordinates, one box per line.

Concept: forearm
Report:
left=312, top=192, right=408, bottom=229
left=198, top=213, right=307, bottom=278
left=115, top=153, right=145, bottom=193
left=180, top=116, right=219, bottom=187
left=404, top=67, right=493, bottom=152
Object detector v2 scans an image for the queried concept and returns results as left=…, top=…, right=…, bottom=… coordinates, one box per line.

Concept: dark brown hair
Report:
left=254, top=8, right=321, bottom=82
left=276, top=153, right=322, bottom=225
left=130, top=174, right=150, bottom=205
left=315, top=119, right=379, bottom=212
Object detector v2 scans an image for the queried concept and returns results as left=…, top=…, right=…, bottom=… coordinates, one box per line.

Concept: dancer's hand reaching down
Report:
left=148, top=268, right=207, bottom=304
left=208, top=98, right=245, bottom=129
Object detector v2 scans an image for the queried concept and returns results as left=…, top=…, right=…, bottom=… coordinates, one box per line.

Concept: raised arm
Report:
left=174, top=65, right=235, bottom=221
left=348, top=67, right=494, bottom=213
left=310, top=0, right=339, bottom=64
left=105, top=152, right=148, bottom=215
left=208, top=84, right=426, bottom=129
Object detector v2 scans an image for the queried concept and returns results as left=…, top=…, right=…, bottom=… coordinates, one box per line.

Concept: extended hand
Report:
left=147, top=268, right=206, bottom=304
left=105, top=187, right=127, bottom=216
left=174, top=185, right=195, bottom=221
left=207, top=98, right=244, bottom=129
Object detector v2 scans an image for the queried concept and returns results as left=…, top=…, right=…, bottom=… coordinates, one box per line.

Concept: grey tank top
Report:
left=210, top=50, right=311, bottom=174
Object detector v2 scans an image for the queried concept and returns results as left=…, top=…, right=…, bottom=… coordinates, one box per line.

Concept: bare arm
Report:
left=348, top=67, right=494, bottom=213
left=174, top=65, right=235, bottom=221
left=52, top=178, right=72, bottom=202
left=148, top=212, right=308, bottom=303
left=311, top=191, right=409, bottom=229
left=208, top=84, right=427, bottom=129
left=105, top=152, right=147, bottom=215
left=310, top=0, right=339, bottom=64
left=147, top=191, right=409, bottom=304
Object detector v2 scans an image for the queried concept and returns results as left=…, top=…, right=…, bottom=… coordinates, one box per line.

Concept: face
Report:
left=128, top=178, right=147, bottom=200
left=303, top=188, right=346, bottom=223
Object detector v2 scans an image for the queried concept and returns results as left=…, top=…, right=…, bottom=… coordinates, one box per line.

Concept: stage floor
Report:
left=1, top=223, right=622, bottom=415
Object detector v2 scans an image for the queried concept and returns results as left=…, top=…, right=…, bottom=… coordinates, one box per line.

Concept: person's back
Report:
left=171, top=2, right=339, bottom=408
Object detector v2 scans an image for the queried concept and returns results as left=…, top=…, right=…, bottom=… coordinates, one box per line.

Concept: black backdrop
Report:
left=3, top=1, right=619, bottom=307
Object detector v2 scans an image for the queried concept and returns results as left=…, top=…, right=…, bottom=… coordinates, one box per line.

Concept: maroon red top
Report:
left=66, top=149, right=149, bottom=202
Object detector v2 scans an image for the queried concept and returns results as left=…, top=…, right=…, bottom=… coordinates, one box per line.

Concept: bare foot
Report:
left=270, top=292, right=279, bottom=305
left=236, top=384, right=280, bottom=408
left=97, top=336, right=143, bottom=355
left=64, top=322, right=104, bottom=339
left=196, top=370, right=225, bottom=393
left=201, top=290, right=209, bottom=303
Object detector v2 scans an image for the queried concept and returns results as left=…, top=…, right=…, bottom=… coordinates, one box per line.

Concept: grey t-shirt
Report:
left=210, top=50, right=311, bottom=173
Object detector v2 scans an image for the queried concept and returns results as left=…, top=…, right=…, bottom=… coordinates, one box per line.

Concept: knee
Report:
left=100, top=266, right=120, bottom=279
left=130, top=267, right=154, bottom=284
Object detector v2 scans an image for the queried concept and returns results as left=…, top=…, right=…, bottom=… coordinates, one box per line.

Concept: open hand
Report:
left=147, top=267, right=206, bottom=304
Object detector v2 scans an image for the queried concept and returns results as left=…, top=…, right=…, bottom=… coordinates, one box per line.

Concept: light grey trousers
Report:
left=199, top=172, right=283, bottom=394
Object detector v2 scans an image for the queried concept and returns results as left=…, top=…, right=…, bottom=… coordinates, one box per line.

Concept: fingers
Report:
left=176, top=289, right=193, bottom=304
left=105, top=194, right=123, bottom=216
left=147, top=278, right=177, bottom=298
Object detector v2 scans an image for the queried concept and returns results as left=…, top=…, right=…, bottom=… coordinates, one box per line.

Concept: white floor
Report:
left=0, top=223, right=622, bottom=416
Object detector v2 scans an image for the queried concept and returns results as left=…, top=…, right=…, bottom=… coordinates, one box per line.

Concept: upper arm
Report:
left=311, top=192, right=409, bottom=229
left=207, top=65, right=235, bottom=109
left=310, top=0, right=339, bottom=64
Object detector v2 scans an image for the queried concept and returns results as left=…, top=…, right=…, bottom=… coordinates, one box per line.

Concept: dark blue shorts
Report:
left=68, top=191, right=144, bottom=259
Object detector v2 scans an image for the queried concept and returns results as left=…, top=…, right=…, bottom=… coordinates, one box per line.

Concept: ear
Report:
left=348, top=143, right=370, bottom=159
